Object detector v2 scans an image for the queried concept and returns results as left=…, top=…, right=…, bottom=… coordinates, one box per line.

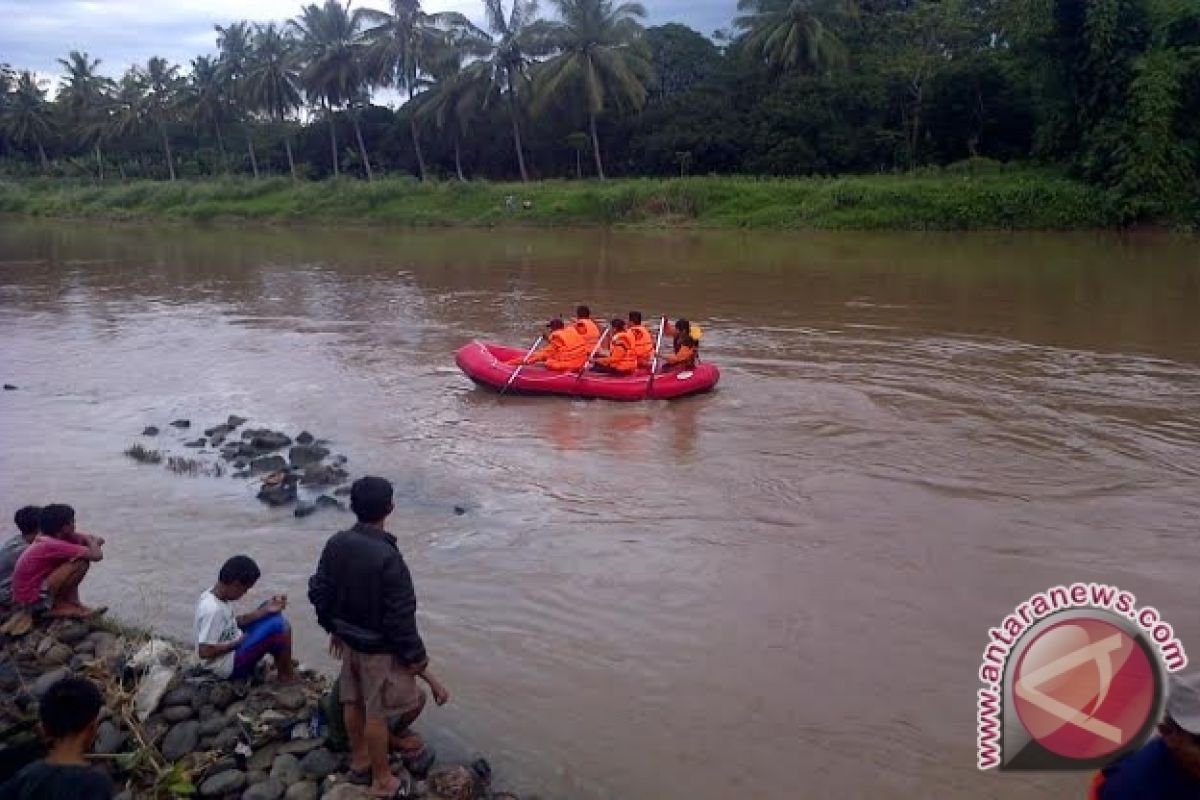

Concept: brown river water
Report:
left=2, top=220, right=1200, bottom=799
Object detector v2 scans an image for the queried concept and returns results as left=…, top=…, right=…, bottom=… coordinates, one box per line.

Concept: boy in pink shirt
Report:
left=12, top=504, right=105, bottom=618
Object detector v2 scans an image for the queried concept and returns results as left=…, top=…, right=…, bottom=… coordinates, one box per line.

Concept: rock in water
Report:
left=295, top=431, right=315, bottom=445
left=227, top=415, right=248, bottom=428
left=251, top=455, right=288, bottom=475
left=299, top=748, right=339, bottom=780
left=288, top=444, right=330, bottom=468
left=258, top=482, right=298, bottom=508
left=293, top=503, right=317, bottom=519
left=198, top=769, right=247, bottom=797
left=315, top=495, right=343, bottom=511
left=184, top=438, right=207, bottom=448
left=3, top=384, right=17, bottom=390
left=161, top=720, right=201, bottom=762
left=244, top=778, right=286, bottom=800
left=300, top=464, right=348, bottom=487
left=249, top=431, right=292, bottom=451
left=170, top=419, right=191, bottom=429
left=428, top=766, right=481, bottom=800
left=270, top=754, right=302, bottom=787
left=93, top=721, right=127, bottom=755
left=142, top=426, right=160, bottom=436
left=32, top=667, right=71, bottom=698
left=285, top=783, right=318, bottom=800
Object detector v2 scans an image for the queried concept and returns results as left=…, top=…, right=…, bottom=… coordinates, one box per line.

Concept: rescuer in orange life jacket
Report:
left=591, top=319, right=639, bottom=375
left=572, top=305, right=601, bottom=349
left=506, top=319, right=590, bottom=371
left=626, top=311, right=656, bottom=368
left=660, top=318, right=702, bottom=371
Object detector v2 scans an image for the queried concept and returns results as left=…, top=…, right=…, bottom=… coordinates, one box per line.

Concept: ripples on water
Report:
left=2, top=223, right=1200, bottom=799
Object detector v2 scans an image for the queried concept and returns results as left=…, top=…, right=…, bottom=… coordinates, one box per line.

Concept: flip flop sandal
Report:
left=369, top=773, right=414, bottom=799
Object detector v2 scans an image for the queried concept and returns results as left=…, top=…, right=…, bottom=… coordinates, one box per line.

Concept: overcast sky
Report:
left=1, top=0, right=734, bottom=90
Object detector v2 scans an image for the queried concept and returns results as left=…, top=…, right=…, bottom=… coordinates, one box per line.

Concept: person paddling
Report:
left=592, top=319, right=638, bottom=375
left=506, top=319, right=590, bottom=372
left=627, top=311, right=655, bottom=369
left=661, top=318, right=702, bottom=371
left=573, top=305, right=601, bottom=349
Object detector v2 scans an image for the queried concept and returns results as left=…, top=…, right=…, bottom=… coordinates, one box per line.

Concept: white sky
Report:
left=1, top=0, right=734, bottom=97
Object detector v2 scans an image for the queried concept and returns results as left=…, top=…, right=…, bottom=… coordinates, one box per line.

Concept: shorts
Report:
left=339, top=649, right=422, bottom=719
left=230, top=613, right=290, bottom=680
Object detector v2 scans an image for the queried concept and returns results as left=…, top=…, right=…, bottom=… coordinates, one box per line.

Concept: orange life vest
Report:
left=598, top=331, right=638, bottom=373
left=628, top=324, right=655, bottom=363
left=546, top=325, right=589, bottom=371
left=574, top=318, right=601, bottom=349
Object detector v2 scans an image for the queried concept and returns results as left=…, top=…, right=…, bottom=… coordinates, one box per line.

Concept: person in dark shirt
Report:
left=0, top=677, right=113, bottom=799
left=1089, top=672, right=1200, bottom=799
left=309, top=476, right=449, bottom=797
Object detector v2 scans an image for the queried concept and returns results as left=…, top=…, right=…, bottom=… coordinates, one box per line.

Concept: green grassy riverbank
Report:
left=0, top=171, right=1143, bottom=230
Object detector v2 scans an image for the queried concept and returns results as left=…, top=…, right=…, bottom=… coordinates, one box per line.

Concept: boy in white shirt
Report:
left=194, top=555, right=296, bottom=682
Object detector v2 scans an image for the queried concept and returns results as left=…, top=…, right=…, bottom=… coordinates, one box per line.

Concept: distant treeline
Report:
left=1, top=0, right=1198, bottom=224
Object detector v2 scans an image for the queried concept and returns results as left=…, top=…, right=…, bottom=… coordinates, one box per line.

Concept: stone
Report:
left=170, top=419, right=191, bottom=429
left=161, top=720, right=201, bottom=762
left=209, top=756, right=240, bottom=774
left=428, top=766, right=481, bottom=800
left=40, top=643, right=73, bottom=666
left=3, top=384, right=17, bottom=390
left=55, top=621, right=90, bottom=644
left=293, top=503, right=317, bottom=519
left=249, top=431, right=292, bottom=451
left=185, top=438, right=207, bottom=448
left=469, top=757, right=492, bottom=786
left=205, top=423, right=234, bottom=438
left=86, top=631, right=120, bottom=659
left=234, top=460, right=248, bottom=470
left=199, top=769, right=247, bottom=797
left=162, top=686, right=196, bottom=708
left=251, top=455, right=288, bottom=475
left=322, top=785, right=369, bottom=800
left=244, top=778, right=286, bottom=800
left=31, top=667, right=70, bottom=698
left=284, top=782, right=318, bottom=800
left=270, top=753, right=303, bottom=786
left=142, top=426, right=160, bottom=436
left=332, top=486, right=352, bottom=497
left=299, top=748, right=338, bottom=780
left=288, top=444, right=329, bottom=468
left=316, top=495, right=343, bottom=511
left=213, top=726, right=242, bottom=751
left=257, top=482, right=298, bottom=507
left=247, top=771, right=268, bottom=785
left=228, top=415, right=248, bottom=428
left=271, top=686, right=308, bottom=712
left=210, top=684, right=236, bottom=711
left=299, top=464, right=348, bottom=487
left=163, top=705, right=195, bottom=723
left=247, top=742, right=283, bottom=772
left=277, top=738, right=325, bottom=756
left=199, top=714, right=228, bottom=736
left=93, top=721, right=127, bottom=755
left=453, top=506, right=467, bottom=516
left=295, top=431, right=315, bottom=445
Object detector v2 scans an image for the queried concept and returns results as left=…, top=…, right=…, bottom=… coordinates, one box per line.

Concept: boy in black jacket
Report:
left=309, top=477, right=448, bottom=794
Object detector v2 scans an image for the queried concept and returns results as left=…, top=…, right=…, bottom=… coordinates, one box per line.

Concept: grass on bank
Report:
left=0, top=168, right=1141, bottom=230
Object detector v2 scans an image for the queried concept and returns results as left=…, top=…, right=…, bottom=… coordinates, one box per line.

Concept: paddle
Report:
left=644, top=316, right=668, bottom=399
left=500, top=334, right=544, bottom=396
left=577, top=325, right=612, bottom=380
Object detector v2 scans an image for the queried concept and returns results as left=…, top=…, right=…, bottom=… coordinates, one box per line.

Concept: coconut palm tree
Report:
left=733, top=0, right=854, bottom=74
left=477, top=0, right=546, bottom=182
left=2, top=71, right=54, bottom=172
left=143, top=57, right=184, bottom=180
left=537, top=0, right=652, bottom=180
left=360, top=0, right=481, bottom=181
left=56, top=51, right=114, bottom=179
left=246, top=22, right=304, bottom=180
left=188, top=55, right=230, bottom=173
left=292, top=0, right=372, bottom=179
left=413, top=49, right=487, bottom=181
left=216, top=21, right=260, bottom=177
left=106, top=67, right=147, bottom=177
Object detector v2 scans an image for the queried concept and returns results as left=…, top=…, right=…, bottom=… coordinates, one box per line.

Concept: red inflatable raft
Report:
left=455, top=341, right=720, bottom=401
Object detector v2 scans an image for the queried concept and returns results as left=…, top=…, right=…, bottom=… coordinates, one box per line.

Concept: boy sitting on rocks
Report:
left=11, top=504, right=105, bottom=619
left=195, top=555, right=296, bottom=683
left=0, top=677, right=113, bottom=799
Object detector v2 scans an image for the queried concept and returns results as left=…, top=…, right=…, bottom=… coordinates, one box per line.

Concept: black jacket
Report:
left=307, top=522, right=427, bottom=665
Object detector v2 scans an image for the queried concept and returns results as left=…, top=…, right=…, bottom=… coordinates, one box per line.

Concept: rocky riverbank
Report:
left=0, top=615, right=519, bottom=800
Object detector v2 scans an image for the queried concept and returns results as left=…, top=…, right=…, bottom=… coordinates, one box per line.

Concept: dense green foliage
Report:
left=0, top=0, right=1198, bottom=226
left=0, top=170, right=1122, bottom=229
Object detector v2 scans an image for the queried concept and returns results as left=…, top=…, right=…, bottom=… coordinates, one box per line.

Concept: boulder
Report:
left=300, top=464, right=348, bottom=487
left=270, top=754, right=302, bottom=787
left=247, top=771, right=268, bottom=785
left=293, top=503, right=317, bottom=519
left=161, top=720, right=201, bottom=762
left=162, top=686, right=196, bottom=708
left=270, top=686, right=308, bottom=712
left=428, top=766, right=481, bottom=800
left=199, top=714, right=228, bottom=736
left=257, top=482, right=298, bottom=508
left=250, top=456, right=288, bottom=475
left=227, top=415, right=248, bottom=428
left=199, top=769, right=247, bottom=797
left=93, top=721, right=127, bottom=755
left=55, top=621, right=90, bottom=644
left=288, top=445, right=329, bottom=468
left=246, top=431, right=292, bottom=451
left=316, top=495, right=344, bottom=511
left=277, top=738, right=325, bottom=757
left=295, top=431, right=315, bottom=445
left=184, top=438, right=207, bottom=448
left=142, top=426, right=160, bottom=436
left=244, top=778, right=286, bottom=800
left=39, top=643, right=73, bottom=667
left=170, top=419, right=191, bottom=429
left=210, top=683, right=237, bottom=710
left=212, top=726, right=242, bottom=752
left=163, top=705, right=195, bottom=723
left=85, top=631, right=120, bottom=659
left=31, top=667, right=71, bottom=698
left=299, top=748, right=339, bottom=780
left=247, top=742, right=283, bottom=772
left=284, top=782, right=318, bottom=800
left=205, top=423, right=234, bottom=439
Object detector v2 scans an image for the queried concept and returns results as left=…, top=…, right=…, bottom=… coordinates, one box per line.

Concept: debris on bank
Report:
left=0, top=615, right=516, bottom=799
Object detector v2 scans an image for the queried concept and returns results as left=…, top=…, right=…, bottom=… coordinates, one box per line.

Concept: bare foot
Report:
left=369, top=774, right=405, bottom=798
